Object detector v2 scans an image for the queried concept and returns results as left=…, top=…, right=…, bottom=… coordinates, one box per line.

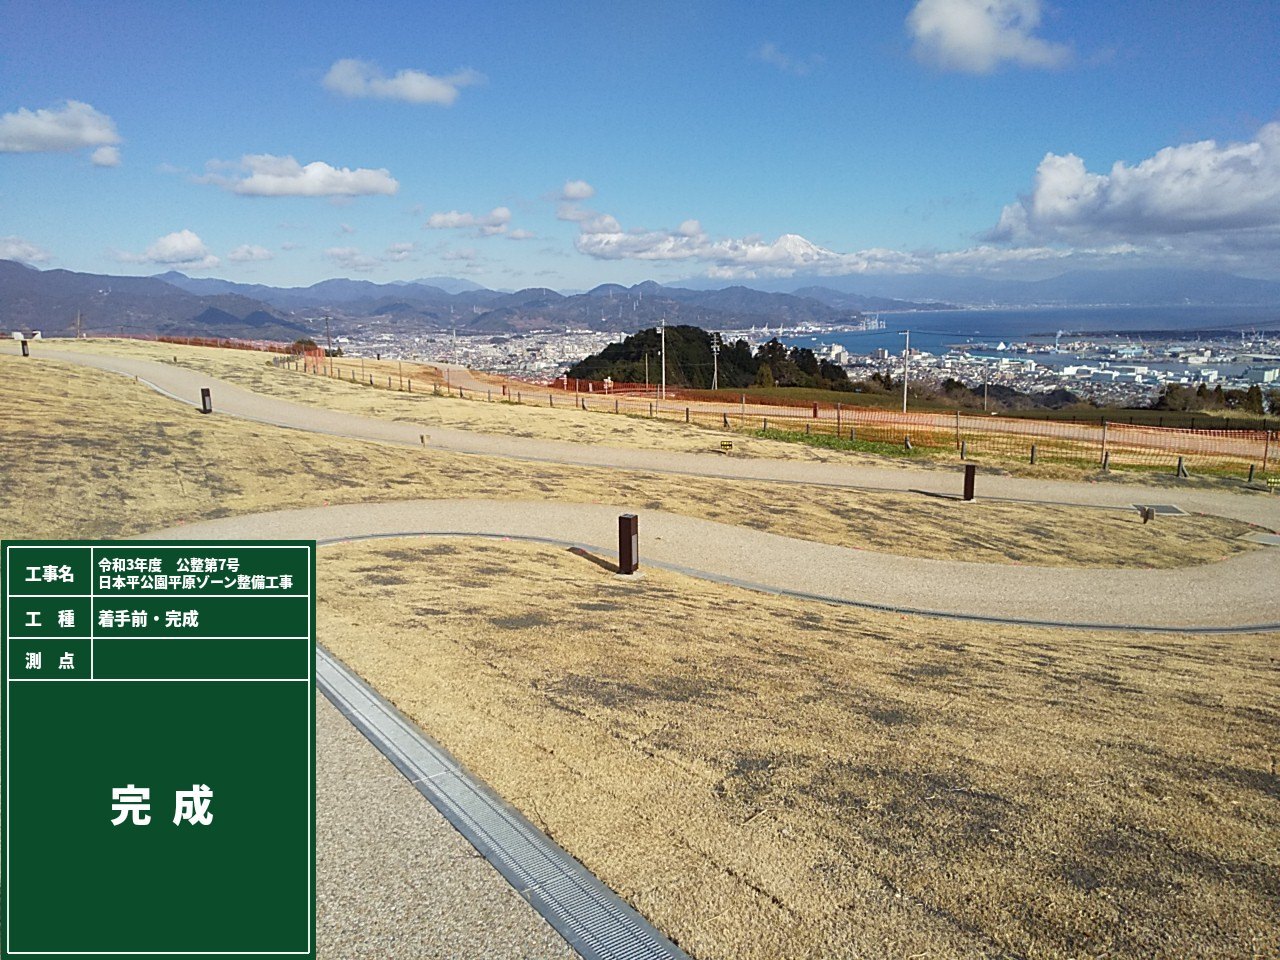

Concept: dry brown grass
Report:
left=44, top=337, right=902, bottom=466
left=44, top=337, right=1262, bottom=487
left=318, top=537, right=1280, bottom=960
left=0, top=352, right=1258, bottom=569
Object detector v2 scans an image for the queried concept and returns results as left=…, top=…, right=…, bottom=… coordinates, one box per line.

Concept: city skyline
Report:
left=2, top=0, right=1278, bottom=288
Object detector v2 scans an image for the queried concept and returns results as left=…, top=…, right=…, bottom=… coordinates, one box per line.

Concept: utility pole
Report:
left=983, top=367, right=989, bottom=411
left=74, top=310, right=82, bottom=339
left=644, top=352, right=649, bottom=391
left=324, top=316, right=332, bottom=358
left=711, top=333, right=720, bottom=391
left=899, top=329, right=910, bottom=414
left=660, top=315, right=667, bottom=402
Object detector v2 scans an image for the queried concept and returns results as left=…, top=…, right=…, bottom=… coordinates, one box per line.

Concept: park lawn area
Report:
left=318, top=538, right=1280, bottom=960
left=0, top=353, right=1259, bottom=568
left=41, top=337, right=922, bottom=469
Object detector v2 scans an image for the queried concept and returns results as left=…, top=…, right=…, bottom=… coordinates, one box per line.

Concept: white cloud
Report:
left=0, top=100, right=122, bottom=156
left=339, top=222, right=356, bottom=234
left=986, top=123, right=1280, bottom=252
left=119, top=230, right=220, bottom=270
left=198, top=154, right=398, bottom=197
left=507, top=228, right=536, bottom=241
left=754, top=42, right=824, bottom=76
left=425, top=205, right=511, bottom=236
left=227, top=244, right=274, bottom=262
left=907, top=0, right=1071, bottom=73
left=90, top=145, right=121, bottom=167
left=322, top=59, right=484, bottom=106
left=556, top=201, right=594, bottom=223
left=0, top=235, right=53, bottom=264
left=440, top=246, right=479, bottom=262
left=569, top=209, right=1121, bottom=279
left=560, top=179, right=596, bottom=201
left=324, top=246, right=378, bottom=272
left=280, top=241, right=303, bottom=251
left=383, top=241, right=416, bottom=262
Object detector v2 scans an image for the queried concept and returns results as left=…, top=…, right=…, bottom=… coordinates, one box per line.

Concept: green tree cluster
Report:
left=565, top=329, right=851, bottom=391
left=1155, top=382, right=1267, bottom=415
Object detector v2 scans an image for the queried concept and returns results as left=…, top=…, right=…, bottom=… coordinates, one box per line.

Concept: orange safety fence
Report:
left=273, top=359, right=1278, bottom=477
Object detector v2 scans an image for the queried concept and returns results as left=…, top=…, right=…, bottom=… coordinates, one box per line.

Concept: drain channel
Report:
left=316, top=645, right=688, bottom=960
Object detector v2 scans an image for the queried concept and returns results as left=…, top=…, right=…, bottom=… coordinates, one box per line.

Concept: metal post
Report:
left=901, top=329, right=910, bottom=413
left=836, top=403, right=841, bottom=432
left=1264, top=430, right=1271, bottom=473
left=1030, top=444, right=1037, bottom=465
left=1101, top=419, right=1108, bottom=463
left=960, top=440, right=967, bottom=460
left=618, top=514, right=639, bottom=575
left=21, top=339, right=29, bottom=357
left=963, top=463, right=976, bottom=501
left=660, top=316, right=666, bottom=402
left=200, top=388, right=212, bottom=415
left=1177, top=456, right=1188, bottom=478
left=954, top=410, right=960, bottom=445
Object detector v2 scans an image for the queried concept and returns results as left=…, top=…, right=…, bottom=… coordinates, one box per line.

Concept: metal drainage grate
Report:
left=1133, top=503, right=1186, bottom=516
left=316, top=646, right=688, bottom=960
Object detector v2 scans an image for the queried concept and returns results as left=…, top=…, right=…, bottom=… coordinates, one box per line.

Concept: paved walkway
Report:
left=316, top=692, right=576, bottom=959
left=11, top=343, right=1279, bottom=630
left=11, top=344, right=1280, bottom=528
left=139, top=498, right=1278, bottom=631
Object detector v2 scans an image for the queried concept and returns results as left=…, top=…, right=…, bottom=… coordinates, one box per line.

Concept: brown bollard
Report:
left=963, top=463, right=976, bottom=501
left=200, top=387, right=213, bottom=415
left=618, top=514, right=639, bottom=575
left=21, top=339, right=29, bottom=357
left=1030, top=443, right=1038, bottom=465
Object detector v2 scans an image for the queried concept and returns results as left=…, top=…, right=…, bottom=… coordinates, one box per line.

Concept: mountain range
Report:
left=3, top=260, right=1278, bottom=341
left=681, top=268, right=1280, bottom=307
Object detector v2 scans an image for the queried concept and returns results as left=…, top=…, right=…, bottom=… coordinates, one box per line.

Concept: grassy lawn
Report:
left=37, top=338, right=1271, bottom=486
left=5, top=349, right=1276, bottom=958
left=319, top=538, right=1280, bottom=960
left=6, top=355, right=1261, bottom=568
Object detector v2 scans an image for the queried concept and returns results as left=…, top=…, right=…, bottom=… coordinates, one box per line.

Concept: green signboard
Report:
left=2, top=541, right=316, bottom=959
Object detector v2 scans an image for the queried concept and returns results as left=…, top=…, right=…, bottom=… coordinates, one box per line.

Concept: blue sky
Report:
left=2, top=0, right=1278, bottom=288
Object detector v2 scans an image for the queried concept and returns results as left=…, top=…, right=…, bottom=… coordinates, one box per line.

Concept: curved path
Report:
left=9, top=344, right=1278, bottom=631
left=133, top=499, right=1277, bottom=632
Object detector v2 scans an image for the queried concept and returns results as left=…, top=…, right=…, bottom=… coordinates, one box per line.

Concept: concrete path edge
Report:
left=316, top=644, right=689, bottom=960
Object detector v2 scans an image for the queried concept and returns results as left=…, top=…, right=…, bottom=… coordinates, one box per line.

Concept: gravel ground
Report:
left=317, top=692, right=577, bottom=959
left=14, top=344, right=1280, bottom=528
left=145, top=499, right=1280, bottom=630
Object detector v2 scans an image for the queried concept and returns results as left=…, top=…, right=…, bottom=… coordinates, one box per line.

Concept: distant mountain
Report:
left=1, top=261, right=313, bottom=339
left=395, top=276, right=488, bottom=294
left=791, top=286, right=956, bottom=312
left=757, top=268, right=1280, bottom=307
